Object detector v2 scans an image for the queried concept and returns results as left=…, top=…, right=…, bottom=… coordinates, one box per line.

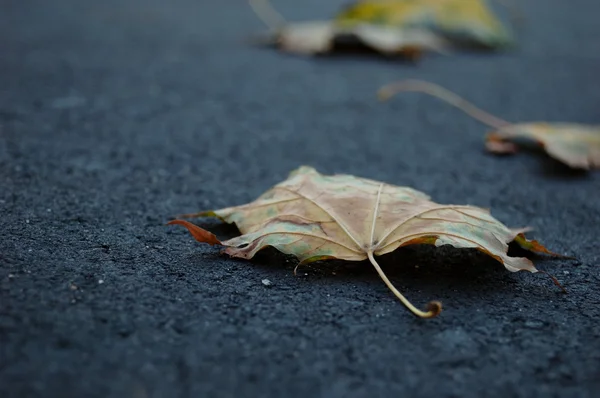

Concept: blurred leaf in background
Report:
left=336, top=0, right=514, bottom=48
left=250, top=0, right=446, bottom=58
left=250, top=0, right=513, bottom=59
left=486, top=123, right=600, bottom=170
left=379, top=80, right=600, bottom=170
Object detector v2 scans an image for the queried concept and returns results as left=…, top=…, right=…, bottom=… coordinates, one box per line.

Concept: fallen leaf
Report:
left=335, top=0, right=514, bottom=48
left=378, top=80, right=600, bottom=169
left=249, top=0, right=451, bottom=57
left=169, top=166, right=565, bottom=318
left=486, top=123, right=600, bottom=169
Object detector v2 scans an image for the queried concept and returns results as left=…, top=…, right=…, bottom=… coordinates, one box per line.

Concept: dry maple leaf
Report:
left=378, top=80, right=600, bottom=169
left=169, top=166, right=566, bottom=318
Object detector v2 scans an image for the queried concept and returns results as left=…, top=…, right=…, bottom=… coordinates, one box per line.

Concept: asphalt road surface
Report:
left=1, top=1, right=600, bottom=397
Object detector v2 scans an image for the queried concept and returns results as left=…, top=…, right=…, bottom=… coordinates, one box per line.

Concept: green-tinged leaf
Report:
left=335, top=0, right=514, bottom=48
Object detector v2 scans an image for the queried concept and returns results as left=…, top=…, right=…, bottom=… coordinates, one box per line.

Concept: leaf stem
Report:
left=367, top=251, right=441, bottom=318
left=377, top=79, right=512, bottom=130
left=538, top=270, right=567, bottom=293
left=249, top=0, right=287, bottom=30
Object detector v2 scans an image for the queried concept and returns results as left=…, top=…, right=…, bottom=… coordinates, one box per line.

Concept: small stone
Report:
left=50, top=95, right=86, bottom=109
left=261, top=279, right=272, bottom=287
left=525, top=320, right=544, bottom=329
left=98, top=279, right=104, bottom=284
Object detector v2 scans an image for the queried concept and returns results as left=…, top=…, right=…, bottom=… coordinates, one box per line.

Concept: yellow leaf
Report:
left=335, top=0, right=514, bottom=47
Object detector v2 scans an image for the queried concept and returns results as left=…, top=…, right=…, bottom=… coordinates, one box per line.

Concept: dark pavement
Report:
left=1, top=1, right=600, bottom=397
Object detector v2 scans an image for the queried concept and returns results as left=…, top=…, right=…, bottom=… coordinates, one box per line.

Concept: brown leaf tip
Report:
left=424, top=301, right=443, bottom=318
left=485, top=134, right=518, bottom=154
left=539, top=271, right=568, bottom=294
left=167, top=219, right=222, bottom=246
